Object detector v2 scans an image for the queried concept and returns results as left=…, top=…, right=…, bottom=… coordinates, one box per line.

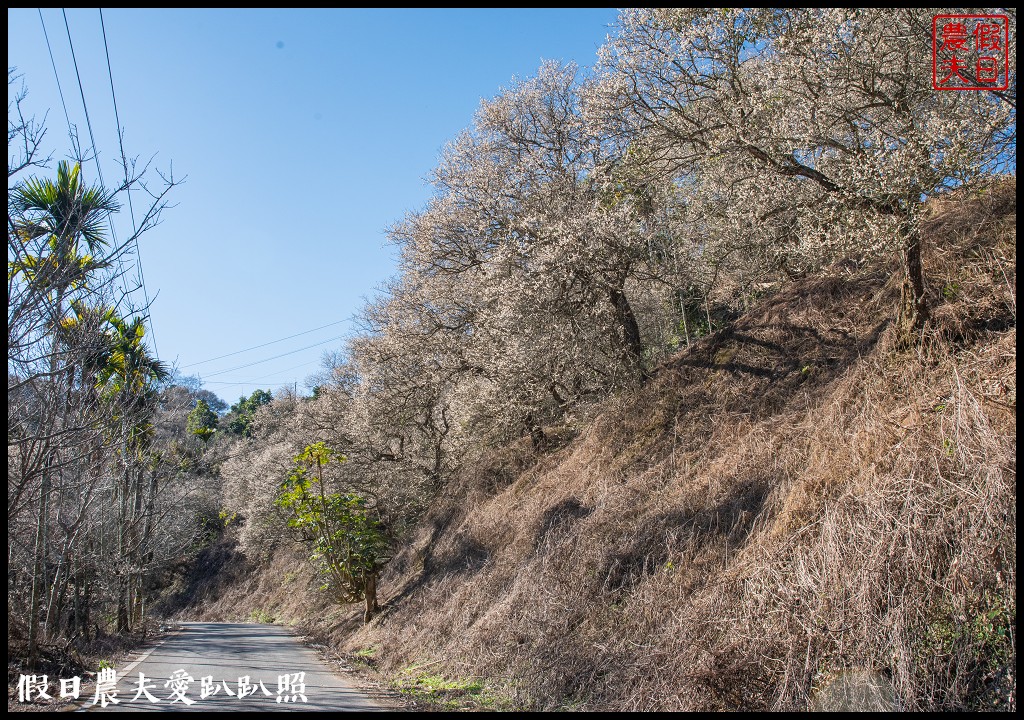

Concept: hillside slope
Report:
left=172, top=180, right=1015, bottom=711
left=344, top=180, right=1016, bottom=711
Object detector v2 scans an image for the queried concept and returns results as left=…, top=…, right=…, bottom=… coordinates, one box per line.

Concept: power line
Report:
left=99, top=8, right=158, bottom=360
left=62, top=10, right=132, bottom=320
left=62, top=9, right=157, bottom=362
left=62, top=10, right=106, bottom=202
left=205, top=381, right=294, bottom=387
left=202, top=358, right=323, bottom=386
left=180, top=316, right=355, bottom=369
left=38, top=9, right=73, bottom=136
left=98, top=9, right=135, bottom=230
left=201, top=335, right=346, bottom=379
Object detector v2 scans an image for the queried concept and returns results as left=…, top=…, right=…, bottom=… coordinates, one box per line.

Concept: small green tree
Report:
left=275, top=442, right=389, bottom=622
left=186, top=399, right=218, bottom=441
left=226, top=388, right=272, bottom=436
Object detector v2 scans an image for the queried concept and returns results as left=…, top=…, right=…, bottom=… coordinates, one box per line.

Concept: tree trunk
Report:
left=116, top=577, right=130, bottom=634
left=43, top=552, right=65, bottom=640
left=73, top=563, right=84, bottom=641
left=363, top=572, right=380, bottom=624
left=525, top=413, right=547, bottom=450
left=26, top=475, right=48, bottom=668
left=78, top=552, right=91, bottom=642
left=609, top=283, right=648, bottom=383
left=896, top=222, right=928, bottom=348
left=678, top=288, right=691, bottom=347
left=116, top=450, right=131, bottom=634
left=129, top=462, right=146, bottom=632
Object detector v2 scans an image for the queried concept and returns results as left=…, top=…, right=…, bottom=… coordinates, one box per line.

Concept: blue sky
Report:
left=8, top=8, right=620, bottom=405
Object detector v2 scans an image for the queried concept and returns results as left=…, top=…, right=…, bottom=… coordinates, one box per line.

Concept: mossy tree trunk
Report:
left=896, top=221, right=928, bottom=348
left=609, top=280, right=648, bottom=384
left=363, top=571, right=380, bottom=624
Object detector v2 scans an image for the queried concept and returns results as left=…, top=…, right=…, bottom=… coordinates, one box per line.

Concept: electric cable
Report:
left=37, top=9, right=73, bottom=139
left=180, top=316, right=354, bottom=368
left=99, top=8, right=159, bottom=359
left=201, top=335, right=345, bottom=378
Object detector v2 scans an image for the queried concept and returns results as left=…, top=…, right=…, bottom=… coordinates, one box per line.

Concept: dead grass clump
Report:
left=924, top=178, right=1016, bottom=347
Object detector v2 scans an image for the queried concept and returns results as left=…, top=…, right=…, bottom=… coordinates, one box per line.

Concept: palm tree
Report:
left=99, top=315, right=170, bottom=403
left=10, top=160, right=119, bottom=317
left=10, top=161, right=118, bottom=265
left=10, top=161, right=118, bottom=666
left=56, top=300, right=119, bottom=384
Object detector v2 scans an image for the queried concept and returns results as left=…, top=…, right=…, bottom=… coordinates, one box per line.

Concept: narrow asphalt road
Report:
left=84, top=622, right=384, bottom=712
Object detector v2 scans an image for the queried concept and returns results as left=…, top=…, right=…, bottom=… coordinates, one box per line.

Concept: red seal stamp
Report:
left=933, top=14, right=1010, bottom=91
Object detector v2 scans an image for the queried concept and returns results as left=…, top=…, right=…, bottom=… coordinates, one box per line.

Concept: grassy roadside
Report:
left=298, top=632, right=519, bottom=711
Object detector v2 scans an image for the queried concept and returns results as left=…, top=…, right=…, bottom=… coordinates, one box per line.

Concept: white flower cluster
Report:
left=232, top=10, right=1014, bottom=516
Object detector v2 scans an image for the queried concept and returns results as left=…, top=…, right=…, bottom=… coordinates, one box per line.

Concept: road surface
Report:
left=84, top=622, right=384, bottom=712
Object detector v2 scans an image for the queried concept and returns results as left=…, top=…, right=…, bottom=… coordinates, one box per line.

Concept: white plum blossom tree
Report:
left=595, top=7, right=1016, bottom=344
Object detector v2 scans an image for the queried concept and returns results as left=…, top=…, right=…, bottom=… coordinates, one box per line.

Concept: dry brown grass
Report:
left=335, top=179, right=1015, bottom=711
